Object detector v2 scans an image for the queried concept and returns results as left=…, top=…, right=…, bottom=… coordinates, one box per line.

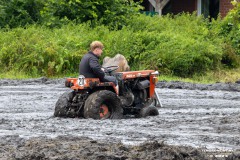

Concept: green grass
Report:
left=0, top=70, right=79, bottom=79
left=1, top=67, right=240, bottom=84
left=0, top=70, right=35, bottom=79
left=158, top=67, right=240, bottom=84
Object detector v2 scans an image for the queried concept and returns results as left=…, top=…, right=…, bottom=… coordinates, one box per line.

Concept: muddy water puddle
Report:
left=0, top=83, right=240, bottom=153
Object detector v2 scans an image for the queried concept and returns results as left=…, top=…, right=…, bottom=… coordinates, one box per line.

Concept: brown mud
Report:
left=0, top=77, right=240, bottom=160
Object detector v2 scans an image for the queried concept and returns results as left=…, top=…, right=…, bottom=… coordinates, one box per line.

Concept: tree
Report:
left=0, top=0, right=44, bottom=28
left=40, top=0, right=142, bottom=28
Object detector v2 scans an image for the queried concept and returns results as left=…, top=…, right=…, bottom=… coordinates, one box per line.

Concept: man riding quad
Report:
left=54, top=41, right=161, bottom=119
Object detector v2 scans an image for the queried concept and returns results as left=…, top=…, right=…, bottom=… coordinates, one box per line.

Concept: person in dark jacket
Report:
left=79, top=41, right=118, bottom=87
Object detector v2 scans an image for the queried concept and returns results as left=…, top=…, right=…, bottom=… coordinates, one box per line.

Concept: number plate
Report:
left=78, top=75, right=85, bottom=86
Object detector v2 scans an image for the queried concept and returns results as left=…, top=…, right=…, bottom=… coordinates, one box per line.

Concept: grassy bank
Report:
left=158, top=68, right=240, bottom=84
left=1, top=67, right=240, bottom=84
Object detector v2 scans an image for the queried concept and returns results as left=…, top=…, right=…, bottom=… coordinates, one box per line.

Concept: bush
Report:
left=0, top=13, right=227, bottom=78
left=0, top=0, right=43, bottom=28
left=221, top=43, right=240, bottom=68
left=0, top=0, right=142, bottom=29
left=123, top=13, right=223, bottom=77
left=220, top=2, right=240, bottom=55
left=0, top=24, right=92, bottom=76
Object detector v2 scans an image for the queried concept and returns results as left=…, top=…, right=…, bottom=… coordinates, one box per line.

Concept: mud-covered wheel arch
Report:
left=138, top=105, right=159, bottom=118
left=84, top=90, right=123, bottom=119
left=54, top=91, right=74, bottom=117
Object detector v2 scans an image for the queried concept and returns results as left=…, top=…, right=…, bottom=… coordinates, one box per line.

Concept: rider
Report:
left=79, top=41, right=118, bottom=89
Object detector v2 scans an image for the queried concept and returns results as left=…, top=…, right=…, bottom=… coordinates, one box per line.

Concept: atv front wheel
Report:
left=138, top=105, right=159, bottom=118
left=54, top=91, right=74, bottom=117
left=84, top=90, right=123, bottom=119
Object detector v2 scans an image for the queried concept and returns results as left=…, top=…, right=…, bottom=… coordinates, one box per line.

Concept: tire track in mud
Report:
left=0, top=79, right=240, bottom=159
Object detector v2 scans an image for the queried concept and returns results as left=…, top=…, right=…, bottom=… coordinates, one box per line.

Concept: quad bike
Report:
left=54, top=66, right=162, bottom=119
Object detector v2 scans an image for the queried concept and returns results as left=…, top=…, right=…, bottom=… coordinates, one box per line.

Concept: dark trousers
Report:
left=102, top=76, right=118, bottom=86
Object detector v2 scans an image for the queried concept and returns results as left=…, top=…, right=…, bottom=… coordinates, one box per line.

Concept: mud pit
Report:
left=0, top=78, right=240, bottom=159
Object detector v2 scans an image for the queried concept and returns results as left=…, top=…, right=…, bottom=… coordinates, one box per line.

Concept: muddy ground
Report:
left=0, top=77, right=240, bottom=160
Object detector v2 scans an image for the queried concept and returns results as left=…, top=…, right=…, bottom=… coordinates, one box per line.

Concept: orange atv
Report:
left=54, top=66, right=162, bottom=119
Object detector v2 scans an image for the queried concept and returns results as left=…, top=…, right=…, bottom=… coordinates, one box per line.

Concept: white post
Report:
left=156, top=0, right=161, bottom=15
left=149, top=0, right=156, bottom=8
left=197, top=0, right=202, bottom=16
left=148, top=0, right=170, bottom=16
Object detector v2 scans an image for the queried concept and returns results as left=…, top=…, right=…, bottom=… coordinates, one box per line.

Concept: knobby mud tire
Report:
left=139, top=105, right=159, bottom=118
left=54, top=91, right=74, bottom=117
left=84, top=90, right=123, bottom=119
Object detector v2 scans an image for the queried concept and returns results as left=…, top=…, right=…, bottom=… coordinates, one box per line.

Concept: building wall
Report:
left=141, top=0, right=152, bottom=11
left=144, top=0, right=238, bottom=17
left=170, top=0, right=197, bottom=14
left=219, top=0, right=235, bottom=17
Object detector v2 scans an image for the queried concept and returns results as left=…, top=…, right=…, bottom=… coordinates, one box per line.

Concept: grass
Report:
left=203, top=68, right=240, bottom=83
left=0, top=71, right=79, bottom=80
left=1, top=67, right=240, bottom=84
left=0, top=70, right=34, bottom=79
left=158, top=68, right=240, bottom=84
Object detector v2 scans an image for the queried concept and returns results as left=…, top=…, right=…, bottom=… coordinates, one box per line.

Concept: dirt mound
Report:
left=1, top=135, right=209, bottom=160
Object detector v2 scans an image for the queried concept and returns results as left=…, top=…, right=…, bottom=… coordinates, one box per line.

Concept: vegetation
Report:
left=159, top=68, right=240, bottom=84
left=0, top=0, right=43, bottom=28
left=0, top=0, right=142, bottom=28
left=220, top=1, right=240, bottom=69
left=0, top=0, right=239, bottom=83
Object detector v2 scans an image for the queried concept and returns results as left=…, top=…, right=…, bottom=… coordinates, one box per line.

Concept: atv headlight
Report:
left=151, top=71, right=159, bottom=76
left=77, top=75, right=85, bottom=86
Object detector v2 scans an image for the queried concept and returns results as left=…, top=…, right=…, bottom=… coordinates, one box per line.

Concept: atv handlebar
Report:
left=102, top=66, right=119, bottom=74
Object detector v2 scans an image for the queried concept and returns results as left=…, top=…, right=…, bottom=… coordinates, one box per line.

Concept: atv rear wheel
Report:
left=54, top=91, right=74, bottom=117
left=84, top=90, right=123, bottom=119
left=138, top=105, right=159, bottom=118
